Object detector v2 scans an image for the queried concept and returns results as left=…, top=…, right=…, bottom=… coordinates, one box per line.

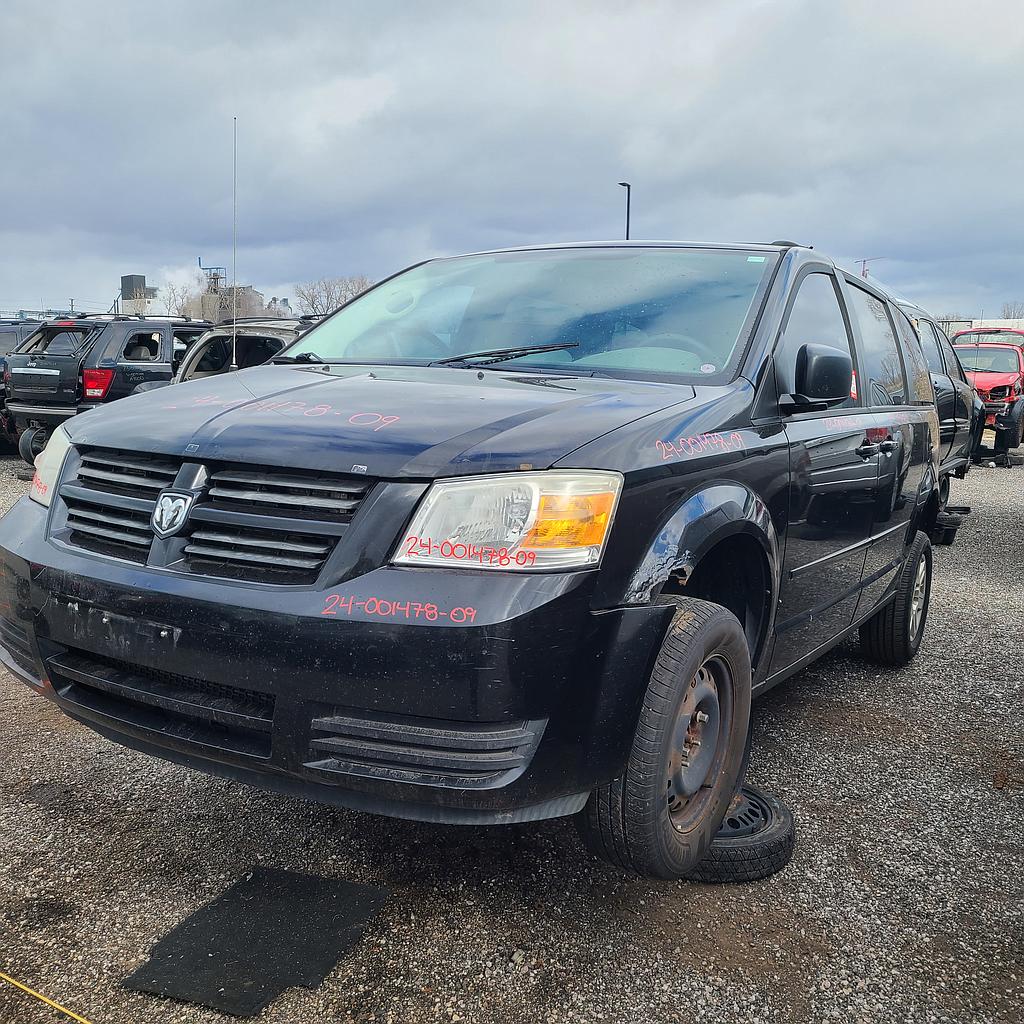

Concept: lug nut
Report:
left=695, top=711, right=709, bottom=724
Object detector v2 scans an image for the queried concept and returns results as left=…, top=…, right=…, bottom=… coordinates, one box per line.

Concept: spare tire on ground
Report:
left=684, top=782, right=795, bottom=884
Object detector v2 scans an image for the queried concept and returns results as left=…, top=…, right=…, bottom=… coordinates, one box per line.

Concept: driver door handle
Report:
left=856, top=442, right=880, bottom=458
left=879, top=438, right=898, bottom=453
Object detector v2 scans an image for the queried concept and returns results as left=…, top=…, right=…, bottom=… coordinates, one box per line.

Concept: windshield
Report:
left=285, top=247, right=778, bottom=380
left=952, top=344, right=1021, bottom=373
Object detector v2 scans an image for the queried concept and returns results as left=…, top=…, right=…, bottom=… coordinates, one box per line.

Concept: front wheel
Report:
left=577, top=597, right=752, bottom=880
left=859, top=531, right=932, bottom=666
left=18, top=427, right=46, bottom=467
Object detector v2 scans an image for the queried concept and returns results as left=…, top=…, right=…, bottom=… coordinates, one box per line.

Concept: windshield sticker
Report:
left=699, top=363, right=716, bottom=374
left=747, top=256, right=766, bottom=263
left=402, top=536, right=537, bottom=567
left=322, top=593, right=477, bottom=623
left=656, top=431, right=745, bottom=461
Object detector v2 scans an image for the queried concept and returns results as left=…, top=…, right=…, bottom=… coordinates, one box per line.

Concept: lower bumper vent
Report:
left=0, top=615, right=41, bottom=681
left=48, top=649, right=275, bottom=759
left=304, top=711, right=546, bottom=789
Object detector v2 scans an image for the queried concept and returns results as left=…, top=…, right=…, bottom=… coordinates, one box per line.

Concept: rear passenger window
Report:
left=893, top=309, right=934, bottom=405
left=846, top=285, right=906, bottom=406
left=915, top=320, right=945, bottom=374
left=937, top=331, right=968, bottom=385
left=121, top=331, right=162, bottom=362
left=774, top=272, right=857, bottom=409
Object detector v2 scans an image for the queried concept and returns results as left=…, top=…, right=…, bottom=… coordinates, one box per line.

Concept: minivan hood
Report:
left=68, top=364, right=697, bottom=477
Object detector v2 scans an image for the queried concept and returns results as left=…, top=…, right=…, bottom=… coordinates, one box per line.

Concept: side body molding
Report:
left=623, top=482, right=781, bottom=609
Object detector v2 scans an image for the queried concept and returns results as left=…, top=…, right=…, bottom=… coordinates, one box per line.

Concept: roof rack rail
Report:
left=769, top=239, right=813, bottom=249
left=298, top=313, right=323, bottom=322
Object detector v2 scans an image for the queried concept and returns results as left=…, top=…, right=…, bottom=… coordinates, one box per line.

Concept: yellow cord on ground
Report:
left=0, top=970, right=95, bottom=1024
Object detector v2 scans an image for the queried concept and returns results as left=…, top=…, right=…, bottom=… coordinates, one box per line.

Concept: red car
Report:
left=953, top=329, right=1024, bottom=450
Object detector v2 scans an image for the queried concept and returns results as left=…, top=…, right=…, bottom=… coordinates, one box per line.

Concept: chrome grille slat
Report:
left=66, top=505, right=151, bottom=534
left=78, top=466, right=169, bottom=490
left=211, top=469, right=368, bottom=496
left=65, top=520, right=152, bottom=546
left=207, top=486, right=360, bottom=512
left=183, top=541, right=324, bottom=570
left=80, top=454, right=178, bottom=477
left=188, top=529, right=330, bottom=555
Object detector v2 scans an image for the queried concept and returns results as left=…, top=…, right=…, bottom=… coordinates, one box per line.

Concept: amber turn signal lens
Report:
left=520, top=491, right=616, bottom=550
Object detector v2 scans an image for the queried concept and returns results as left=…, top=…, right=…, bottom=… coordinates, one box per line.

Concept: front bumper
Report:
left=0, top=496, right=671, bottom=824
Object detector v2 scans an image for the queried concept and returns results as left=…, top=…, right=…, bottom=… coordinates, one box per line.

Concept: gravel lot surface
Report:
left=0, top=452, right=1021, bottom=1024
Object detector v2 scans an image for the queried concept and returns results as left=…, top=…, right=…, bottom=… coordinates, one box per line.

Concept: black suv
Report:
left=897, top=302, right=982, bottom=504
left=0, top=319, right=43, bottom=441
left=0, top=242, right=939, bottom=879
left=5, top=314, right=210, bottom=463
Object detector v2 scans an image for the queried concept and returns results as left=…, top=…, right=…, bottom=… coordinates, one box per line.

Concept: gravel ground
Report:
left=0, top=453, right=1021, bottom=1024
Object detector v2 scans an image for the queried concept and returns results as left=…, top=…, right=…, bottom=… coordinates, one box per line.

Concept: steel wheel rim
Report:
left=910, top=553, right=927, bottom=639
left=666, top=655, right=733, bottom=833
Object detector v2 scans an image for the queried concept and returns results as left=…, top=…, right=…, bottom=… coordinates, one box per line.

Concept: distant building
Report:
left=120, top=274, right=158, bottom=315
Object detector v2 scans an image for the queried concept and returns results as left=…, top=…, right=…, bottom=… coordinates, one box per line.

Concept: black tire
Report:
left=685, top=783, right=795, bottom=884
left=996, top=414, right=1023, bottom=451
left=937, top=474, right=950, bottom=510
left=18, top=427, right=45, bottom=466
left=578, top=596, right=752, bottom=880
left=859, top=531, right=931, bottom=666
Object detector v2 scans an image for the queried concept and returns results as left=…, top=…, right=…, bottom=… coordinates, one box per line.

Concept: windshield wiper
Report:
left=271, top=351, right=324, bottom=364
left=430, top=341, right=579, bottom=368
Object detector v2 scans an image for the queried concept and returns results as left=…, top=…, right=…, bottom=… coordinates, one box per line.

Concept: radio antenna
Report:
left=230, top=116, right=238, bottom=369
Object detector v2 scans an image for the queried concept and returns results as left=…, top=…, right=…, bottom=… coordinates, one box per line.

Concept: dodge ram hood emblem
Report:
left=151, top=490, right=196, bottom=539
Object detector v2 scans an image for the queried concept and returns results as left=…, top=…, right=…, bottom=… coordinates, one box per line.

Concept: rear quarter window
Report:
left=893, top=309, right=934, bottom=405
left=20, top=327, right=93, bottom=355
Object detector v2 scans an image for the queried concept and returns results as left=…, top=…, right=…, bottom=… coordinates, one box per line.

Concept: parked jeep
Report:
left=0, top=242, right=939, bottom=879
left=952, top=329, right=1024, bottom=450
left=5, top=314, right=210, bottom=464
left=0, top=319, right=44, bottom=443
left=897, top=302, right=983, bottom=506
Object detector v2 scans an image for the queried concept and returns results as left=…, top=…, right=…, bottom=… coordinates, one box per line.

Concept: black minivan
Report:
left=5, top=314, right=209, bottom=463
left=0, top=242, right=939, bottom=879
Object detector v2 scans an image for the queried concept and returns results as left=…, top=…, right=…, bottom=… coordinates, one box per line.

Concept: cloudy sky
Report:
left=1, top=0, right=1021, bottom=317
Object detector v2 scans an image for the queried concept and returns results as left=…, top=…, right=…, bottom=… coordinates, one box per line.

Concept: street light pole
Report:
left=617, top=182, right=631, bottom=240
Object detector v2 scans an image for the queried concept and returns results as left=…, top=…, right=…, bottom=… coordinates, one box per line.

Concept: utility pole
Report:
left=858, top=257, right=885, bottom=278
left=618, top=182, right=631, bottom=240
left=69, top=298, right=74, bottom=312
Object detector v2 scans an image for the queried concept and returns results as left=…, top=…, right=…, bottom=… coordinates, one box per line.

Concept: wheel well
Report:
left=661, top=534, right=771, bottom=671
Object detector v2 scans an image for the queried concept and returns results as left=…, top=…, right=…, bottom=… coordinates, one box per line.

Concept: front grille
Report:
left=183, top=522, right=335, bottom=585
left=56, top=447, right=373, bottom=586
left=206, top=465, right=369, bottom=522
left=48, top=648, right=275, bottom=758
left=305, top=712, right=546, bottom=789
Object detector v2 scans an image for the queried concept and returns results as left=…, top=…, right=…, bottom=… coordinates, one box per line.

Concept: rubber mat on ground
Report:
left=123, top=866, right=388, bottom=1017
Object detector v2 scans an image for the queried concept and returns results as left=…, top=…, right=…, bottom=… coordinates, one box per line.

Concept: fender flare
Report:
left=623, top=481, right=781, bottom=608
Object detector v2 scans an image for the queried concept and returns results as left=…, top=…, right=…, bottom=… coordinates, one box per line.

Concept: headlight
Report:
left=393, top=470, right=623, bottom=571
left=989, top=385, right=1011, bottom=400
left=29, top=426, right=72, bottom=508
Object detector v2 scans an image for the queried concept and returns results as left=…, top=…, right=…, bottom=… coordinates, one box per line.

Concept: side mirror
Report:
left=780, top=343, right=853, bottom=414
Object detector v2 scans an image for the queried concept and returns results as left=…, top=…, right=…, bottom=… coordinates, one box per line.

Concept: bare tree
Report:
left=294, top=275, right=373, bottom=316
left=1001, top=301, right=1024, bottom=319
left=160, top=272, right=205, bottom=317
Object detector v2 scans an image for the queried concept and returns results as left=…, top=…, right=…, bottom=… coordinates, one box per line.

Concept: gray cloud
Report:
left=1, top=0, right=1021, bottom=315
